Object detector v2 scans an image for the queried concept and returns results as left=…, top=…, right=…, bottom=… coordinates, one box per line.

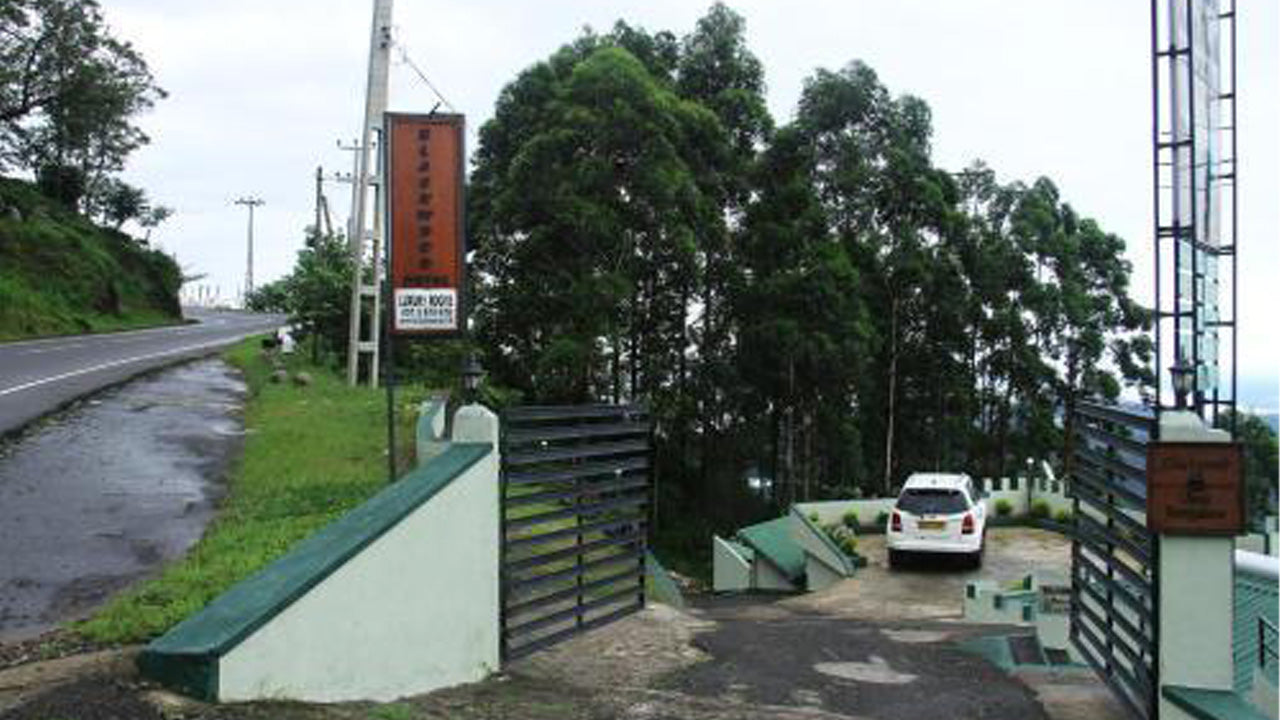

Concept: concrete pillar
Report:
left=453, top=403, right=499, bottom=445
left=1157, top=410, right=1235, bottom=720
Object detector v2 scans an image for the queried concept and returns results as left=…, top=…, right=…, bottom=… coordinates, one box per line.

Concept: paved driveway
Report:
left=508, top=528, right=1127, bottom=720
left=799, top=527, right=1071, bottom=621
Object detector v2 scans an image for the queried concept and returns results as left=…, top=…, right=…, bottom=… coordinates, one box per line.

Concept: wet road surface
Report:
left=0, top=308, right=280, bottom=436
left=0, top=359, right=246, bottom=642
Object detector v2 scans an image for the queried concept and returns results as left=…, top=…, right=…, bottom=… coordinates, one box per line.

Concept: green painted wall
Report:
left=1234, top=565, right=1279, bottom=695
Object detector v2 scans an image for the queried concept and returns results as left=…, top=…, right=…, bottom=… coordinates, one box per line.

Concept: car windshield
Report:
left=897, top=488, right=968, bottom=515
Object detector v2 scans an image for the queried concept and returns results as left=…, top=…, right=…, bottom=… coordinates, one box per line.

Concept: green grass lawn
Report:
left=76, top=339, right=423, bottom=643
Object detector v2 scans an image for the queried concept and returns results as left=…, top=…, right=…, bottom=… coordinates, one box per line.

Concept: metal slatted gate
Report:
left=1069, top=401, right=1159, bottom=720
left=499, top=404, right=651, bottom=661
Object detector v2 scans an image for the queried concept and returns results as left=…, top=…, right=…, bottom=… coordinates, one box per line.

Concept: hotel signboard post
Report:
left=385, top=112, right=465, bottom=337
left=381, top=112, right=466, bottom=481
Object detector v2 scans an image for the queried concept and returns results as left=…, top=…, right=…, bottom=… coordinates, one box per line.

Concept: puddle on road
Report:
left=0, top=359, right=246, bottom=642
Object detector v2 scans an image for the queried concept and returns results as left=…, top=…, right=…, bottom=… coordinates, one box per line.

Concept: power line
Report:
left=394, top=42, right=456, bottom=113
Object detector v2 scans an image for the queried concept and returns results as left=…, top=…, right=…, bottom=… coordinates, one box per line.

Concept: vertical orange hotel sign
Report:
left=386, top=113, right=464, bottom=335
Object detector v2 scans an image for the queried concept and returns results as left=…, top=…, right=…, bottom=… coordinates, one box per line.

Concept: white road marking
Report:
left=0, top=337, right=244, bottom=398
left=22, top=342, right=87, bottom=355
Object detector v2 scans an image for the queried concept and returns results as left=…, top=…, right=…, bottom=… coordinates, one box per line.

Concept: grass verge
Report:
left=75, top=338, right=422, bottom=643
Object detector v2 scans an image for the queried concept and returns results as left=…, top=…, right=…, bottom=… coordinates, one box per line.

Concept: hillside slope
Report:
left=0, top=177, right=182, bottom=340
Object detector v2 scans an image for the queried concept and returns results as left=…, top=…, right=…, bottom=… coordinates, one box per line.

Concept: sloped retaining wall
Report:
left=139, top=406, right=500, bottom=703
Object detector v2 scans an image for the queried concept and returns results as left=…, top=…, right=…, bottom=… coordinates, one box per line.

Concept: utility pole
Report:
left=234, top=196, right=264, bottom=303
left=345, top=0, right=394, bottom=387
left=314, top=167, right=324, bottom=239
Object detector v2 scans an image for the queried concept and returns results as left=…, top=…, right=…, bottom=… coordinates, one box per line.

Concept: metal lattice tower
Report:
left=1151, top=0, right=1238, bottom=430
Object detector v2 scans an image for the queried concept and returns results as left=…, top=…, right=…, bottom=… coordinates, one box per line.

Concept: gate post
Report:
left=451, top=403, right=502, bottom=674
left=1156, top=410, right=1235, bottom=719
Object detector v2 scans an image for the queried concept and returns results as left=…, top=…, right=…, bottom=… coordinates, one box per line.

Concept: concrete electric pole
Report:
left=345, top=0, right=394, bottom=387
left=234, top=196, right=264, bottom=304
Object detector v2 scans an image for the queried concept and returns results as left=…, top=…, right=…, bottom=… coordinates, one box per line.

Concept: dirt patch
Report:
left=0, top=630, right=113, bottom=673
left=0, top=647, right=137, bottom=715
left=511, top=604, right=714, bottom=692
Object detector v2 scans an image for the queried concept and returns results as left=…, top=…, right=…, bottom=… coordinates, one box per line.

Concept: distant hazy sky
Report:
left=96, top=1, right=1277, bottom=407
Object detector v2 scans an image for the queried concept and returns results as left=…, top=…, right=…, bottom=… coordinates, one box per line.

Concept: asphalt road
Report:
left=0, top=309, right=283, bottom=436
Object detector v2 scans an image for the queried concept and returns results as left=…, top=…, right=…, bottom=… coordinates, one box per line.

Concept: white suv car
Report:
left=885, top=473, right=986, bottom=568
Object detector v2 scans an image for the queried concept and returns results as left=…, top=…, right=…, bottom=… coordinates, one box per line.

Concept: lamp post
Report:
left=461, top=353, right=484, bottom=405
left=1169, top=358, right=1194, bottom=410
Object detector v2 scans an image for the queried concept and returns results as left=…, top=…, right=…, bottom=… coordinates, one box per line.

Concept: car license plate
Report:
left=918, top=519, right=945, bottom=530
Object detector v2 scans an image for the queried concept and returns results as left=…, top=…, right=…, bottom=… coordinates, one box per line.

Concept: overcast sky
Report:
left=97, top=0, right=1277, bottom=408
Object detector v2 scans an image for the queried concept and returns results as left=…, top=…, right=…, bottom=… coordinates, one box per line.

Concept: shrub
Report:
left=995, top=499, right=1013, bottom=517
left=808, top=512, right=820, bottom=524
left=842, top=510, right=861, bottom=530
left=1030, top=500, right=1051, bottom=519
left=821, top=523, right=858, bottom=558
left=875, top=510, right=890, bottom=527
left=840, top=535, right=858, bottom=557
left=1054, top=509, right=1073, bottom=524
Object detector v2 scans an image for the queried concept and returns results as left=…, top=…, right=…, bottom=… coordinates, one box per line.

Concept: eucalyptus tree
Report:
left=1010, top=178, right=1153, bottom=476
left=787, top=61, right=961, bottom=494
left=737, top=124, right=871, bottom=503
left=470, top=41, right=729, bottom=406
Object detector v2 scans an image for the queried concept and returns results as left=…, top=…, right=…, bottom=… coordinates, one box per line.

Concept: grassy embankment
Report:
left=77, top=338, right=423, bottom=643
left=0, top=177, right=182, bottom=340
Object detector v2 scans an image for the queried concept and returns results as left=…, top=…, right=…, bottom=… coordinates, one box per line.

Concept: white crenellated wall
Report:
left=794, top=466, right=1074, bottom=528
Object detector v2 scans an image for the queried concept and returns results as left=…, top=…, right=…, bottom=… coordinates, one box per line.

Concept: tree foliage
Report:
left=1216, top=411, right=1279, bottom=521
left=245, top=229, right=352, bottom=362
left=1, top=0, right=164, bottom=207
left=467, top=4, right=1159, bottom=544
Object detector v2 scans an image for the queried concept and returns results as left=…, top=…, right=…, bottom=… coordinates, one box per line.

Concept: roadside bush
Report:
left=842, top=509, right=861, bottom=530
left=875, top=510, right=890, bottom=528
left=1054, top=509, right=1073, bottom=525
left=1030, top=500, right=1051, bottom=519
left=995, top=499, right=1013, bottom=517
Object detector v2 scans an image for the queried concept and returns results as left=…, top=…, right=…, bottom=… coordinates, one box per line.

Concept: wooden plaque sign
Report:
left=385, top=112, right=465, bottom=336
left=1146, top=442, right=1245, bottom=535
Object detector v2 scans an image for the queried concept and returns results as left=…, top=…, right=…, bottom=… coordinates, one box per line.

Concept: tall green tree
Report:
left=788, top=61, right=961, bottom=493
left=1216, top=411, right=1279, bottom=520
left=471, top=41, right=726, bottom=405
left=1011, top=179, right=1153, bottom=477
left=0, top=0, right=164, bottom=207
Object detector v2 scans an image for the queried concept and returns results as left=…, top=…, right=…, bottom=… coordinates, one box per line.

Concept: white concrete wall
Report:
left=805, top=553, right=844, bottom=592
left=415, top=396, right=449, bottom=467
left=753, top=557, right=797, bottom=592
left=795, top=499, right=895, bottom=529
left=797, top=471, right=1073, bottom=527
left=218, top=406, right=500, bottom=703
left=787, top=508, right=851, bottom=576
left=712, top=535, right=752, bottom=592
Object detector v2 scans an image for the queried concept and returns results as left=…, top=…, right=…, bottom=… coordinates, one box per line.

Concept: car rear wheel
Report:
left=888, top=549, right=902, bottom=569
